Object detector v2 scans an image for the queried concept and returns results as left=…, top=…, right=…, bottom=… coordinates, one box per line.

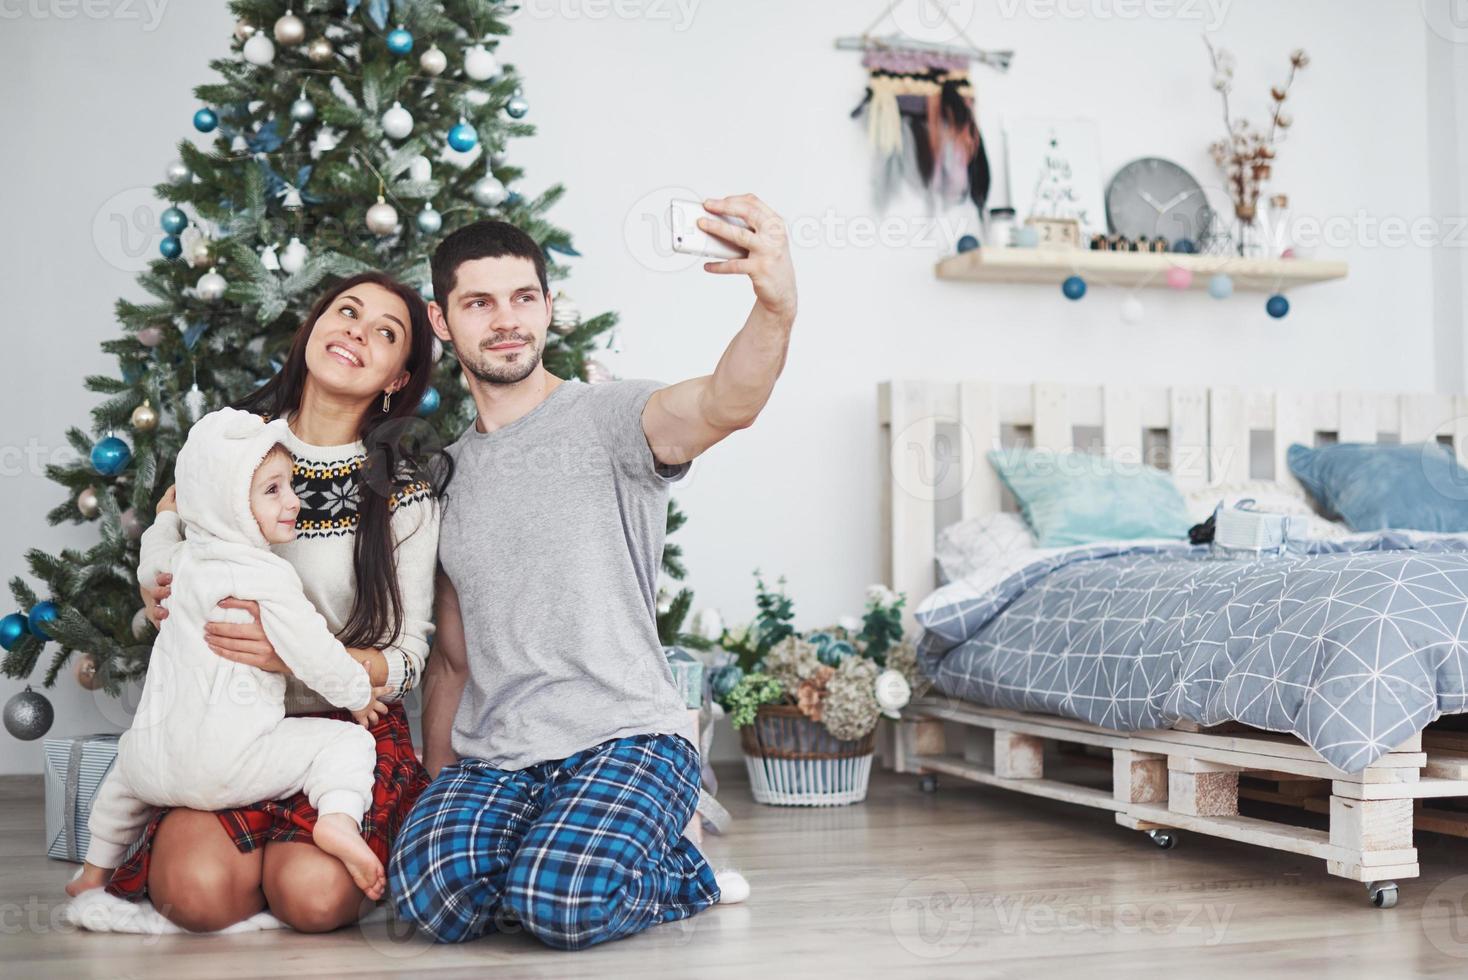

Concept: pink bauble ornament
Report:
left=136, top=326, right=165, bottom=348
left=1165, top=266, right=1194, bottom=290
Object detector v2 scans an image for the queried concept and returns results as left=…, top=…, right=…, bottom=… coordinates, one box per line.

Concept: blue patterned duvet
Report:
left=915, top=533, right=1468, bottom=773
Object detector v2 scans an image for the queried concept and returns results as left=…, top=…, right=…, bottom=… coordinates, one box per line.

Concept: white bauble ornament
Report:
left=165, top=159, right=191, bottom=185
left=465, top=89, right=491, bottom=108
left=77, top=487, right=100, bottom=519
left=273, top=10, right=306, bottom=46
left=463, top=43, right=499, bottom=81
left=408, top=155, right=432, bottom=183
left=416, top=206, right=442, bottom=235
left=196, top=267, right=227, bottom=302
left=365, top=196, right=399, bottom=236
left=243, top=32, right=276, bottom=66
left=131, top=607, right=152, bottom=639
left=874, top=668, right=912, bottom=719
left=290, top=96, right=316, bottom=124
left=279, top=237, right=308, bottom=275
left=689, top=608, right=724, bottom=643
left=472, top=174, right=507, bottom=207
left=381, top=102, right=414, bottom=140
left=260, top=242, right=281, bottom=271
left=419, top=44, right=447, bottom=76
left=1120, top=296, right=1145, bottom=325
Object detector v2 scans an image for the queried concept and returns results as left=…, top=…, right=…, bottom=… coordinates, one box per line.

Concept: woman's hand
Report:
left=156, top=484, right=177, bottom=515
left=351, top=684, right=391, bottom=729
left=205, top=598, right=293, bottom=675
left=140, top=573, right=172, bottom=627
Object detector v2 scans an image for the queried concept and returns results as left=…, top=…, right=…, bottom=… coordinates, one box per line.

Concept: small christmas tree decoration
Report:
left=1, top=612, right=30, bottom=651
left=307, top=37, right=334, bottom=63
left=164, top=159, right=191, bottom=184
left=408, top=155, right=432, bottom=183
left=1266, top=293, right=1290, bottom=319
left=273, top=10, right=306, bottom=45
left=419, top=44, right=447, bottom=76
left=120, top=508, right=144, bottom=541
left=1208, top=273, right=1234, bottom=299
left=386, top=25, right=414, bottom=55
left=232, top=18, right=255, bottom=42
left=382, top=102, right=414, bottom=140
left=290, top=94, right=317, bottom=124
left=4, top=686, right=53, bottom=740
left=131, top=607, right=151, bottom=639
left=365, top=196, right=399, bottom=235
left=1165, top=266, right=1193, bottom=290
left=90, top=436, right=131, bottom=476
left=957, top=234, right=979, bottom=253
left=159, top=206, right=188, bottom=235
left=447, top=119, right=478, bottom=152
left=550, top=292, right=581, bottom=335
left=464, top=43, right=498, bottom=81
left=184, top=382, right=207, bottom=421
left=243, top=32, right=275, bottom=65
left=584, top=359, right=614, bottom=384
left=1062, top=275, right=1087, bottom=300
left=472, top=173, right=507, bottom=208
left=196, top=267, right=228, bottom=302
left=1120, top=295, right=1145, bottom=325
left=416, top=386, right=441, bottom=416
left=505, top=91, right=530, bottom=119
left=136, top=325, right=164, bottom=347
left=279, top=237, right=308, bottom=275
left=192, top=107, right=218, bottom=132
left=159, top=236, right=182, bottom=260
left=416, top=205, right=442, bottom=234
left=183, top=232, right=213, bottom=268
left=76, top=487, right=100, bottom=519
left=130, top=400, right=159, bottom=432
left=27, top=601, right=58, bottom=640
left=260, top=242, right=280, bottom=271
left=74, top=653, right=101, bottom=691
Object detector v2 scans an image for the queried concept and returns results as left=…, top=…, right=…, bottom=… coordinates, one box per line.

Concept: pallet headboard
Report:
left=879, top=381, right=1468, bottom=622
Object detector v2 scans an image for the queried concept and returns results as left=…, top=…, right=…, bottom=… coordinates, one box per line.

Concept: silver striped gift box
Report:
left=43, top=733, right=141, bottom=864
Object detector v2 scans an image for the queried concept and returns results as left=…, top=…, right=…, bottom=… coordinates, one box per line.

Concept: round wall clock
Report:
left=1105, top=158, right=1213, bottom=246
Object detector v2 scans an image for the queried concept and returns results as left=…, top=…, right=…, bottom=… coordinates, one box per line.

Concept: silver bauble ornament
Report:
left=505, top=94, right=529, bottom=119
left=584, top=359, right=614, bottom=384
left=136, top=325, right=164, bottom=348
left=196, top=267, right=228, bottom=302
left=273, top=10, right=306, bottom=46
left=490, top=150, right=508, bottom=167
left=550, top=292, right=581, bottom=335
left=77, top=487, right=100, bottom=519
left=381, top=102, right=414, bottom=140
left=430, top=337, right=444, bottom=362
left=290, top=96, right=316, bottom=124
left=233, top=19, right=256, bottom=42
left=464, top=43, right=499, bottom=81
left=4, top=687, right=53, bottom=740
left=472, top=174, right=507, bottom=208
left=307, top=37, right=334, bottom=63
left=75, top=652, right=101, bottom=691
left=366, top=196, right=399, bottom=236
left=121, top=508, right=144, bottom=540
left=279, top=237, right=308, bottom=275
left=131, top=607, right=152, bottom=640
left=408, top=155, right=432, bottom=184
left=130, top=401, right=159, bottom=432
left=419, top=44, right=447, bottom=76
left=416, top=206, right=443, bottom=235
left=165, top=159, right=191, bottom=185
left=184, top=235, right=212, bottom=269
left=243, top=32, right=276, bottom=66
left=184, top=382, right=207, bottom=421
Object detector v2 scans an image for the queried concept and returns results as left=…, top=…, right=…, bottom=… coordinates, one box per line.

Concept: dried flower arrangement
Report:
left=1204, top=38, right=1310, bottom=225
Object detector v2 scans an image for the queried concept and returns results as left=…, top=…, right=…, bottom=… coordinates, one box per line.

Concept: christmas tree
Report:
left=1, top=0, right=702, bottom=719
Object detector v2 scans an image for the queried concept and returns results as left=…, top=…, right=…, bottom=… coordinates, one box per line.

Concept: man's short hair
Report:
left=430, top=219, right=549, bottom=308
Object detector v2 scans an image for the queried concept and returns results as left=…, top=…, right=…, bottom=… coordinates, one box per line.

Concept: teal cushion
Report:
left=1287, top=442, right=1468, bottom=533
left=987, top=448, right=1193, bottom=547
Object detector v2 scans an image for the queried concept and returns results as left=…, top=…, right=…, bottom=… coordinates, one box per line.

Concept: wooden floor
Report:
left=7, top=763, right=1468, bottom=978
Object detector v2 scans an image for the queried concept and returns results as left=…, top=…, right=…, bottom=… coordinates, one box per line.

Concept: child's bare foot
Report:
left=312, top=812, right=385, bottom=901
left=65, top=862, right=110, bottom=898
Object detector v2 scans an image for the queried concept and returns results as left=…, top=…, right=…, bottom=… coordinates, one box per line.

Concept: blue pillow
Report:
left=1287, top=442, right=1468, bottom=533
left=987, top=448, right=1193, bottom=547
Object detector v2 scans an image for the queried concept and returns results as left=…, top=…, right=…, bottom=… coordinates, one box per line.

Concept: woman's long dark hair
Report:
left=233, top=271, right=451, bottom=652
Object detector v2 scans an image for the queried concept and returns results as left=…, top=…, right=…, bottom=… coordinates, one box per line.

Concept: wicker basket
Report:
left=739, top=704, right=875, bottom=806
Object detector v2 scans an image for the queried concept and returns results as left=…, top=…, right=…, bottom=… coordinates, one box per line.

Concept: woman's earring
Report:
left=382, top=389, right=393, bottom=413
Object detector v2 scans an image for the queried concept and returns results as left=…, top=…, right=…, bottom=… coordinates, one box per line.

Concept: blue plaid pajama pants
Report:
left=388, top=732, right=720, bottom=949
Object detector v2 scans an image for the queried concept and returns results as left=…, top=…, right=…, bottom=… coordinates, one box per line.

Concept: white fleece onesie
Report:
left=85, top=408, right=377, bottom=869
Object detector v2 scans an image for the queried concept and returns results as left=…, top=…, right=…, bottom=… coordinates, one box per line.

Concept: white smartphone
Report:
left=668, top=198, right=750, bottom=261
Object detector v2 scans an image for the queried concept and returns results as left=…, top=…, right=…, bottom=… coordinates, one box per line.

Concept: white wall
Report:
left=1, top=0, right=1459, bottom=772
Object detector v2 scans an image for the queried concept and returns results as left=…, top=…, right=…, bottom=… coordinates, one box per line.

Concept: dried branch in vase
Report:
left=1204, top=38, right=1309, bottom=223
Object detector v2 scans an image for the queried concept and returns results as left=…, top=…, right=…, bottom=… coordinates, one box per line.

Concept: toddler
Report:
left=67, top=407, right=386, bottom=902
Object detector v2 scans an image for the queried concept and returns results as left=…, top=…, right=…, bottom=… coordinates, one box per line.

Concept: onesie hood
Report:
left=174, top=407, right=293, bottom=549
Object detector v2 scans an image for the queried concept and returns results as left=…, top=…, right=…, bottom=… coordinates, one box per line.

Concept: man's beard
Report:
left=464, top=334, right=542, bottom=385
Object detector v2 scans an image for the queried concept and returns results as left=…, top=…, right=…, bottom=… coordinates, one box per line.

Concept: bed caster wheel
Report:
left=919, top=774, right=939, bottom=794
left=1147, top=829, right=1178, bottom=850
left=1367, top=881, right=1398, bottom=909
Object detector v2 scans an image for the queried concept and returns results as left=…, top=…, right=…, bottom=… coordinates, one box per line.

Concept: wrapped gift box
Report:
left=44, top=733, right=140, bottom=864
left=664, top=646, right=705, bottom=709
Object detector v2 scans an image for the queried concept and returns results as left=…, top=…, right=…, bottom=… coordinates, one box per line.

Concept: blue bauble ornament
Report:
left=160, top=235, right=182, bottom=260
left=386, top=26, right=414, bottom=55
left=711, top=665, right=744, bottom=701
left=193, top=107, right=219, bottom=133
left=416, top=386, right=441, bottom=416
left=0, top=613, right=29, bottom=652
left=160, top=207, right=188, bottom=235
left=27, top=601, right=58, bottom=641
left=1173, top=238, right=1197, bottom=254
left=90, top=436, right=132, bottom=476
left=1207, top=273, right=1234, bottom=300
left=447, top=121, right=478, bottom=152
left=505, top=95, right=529, bottom=119
left=957, top=234, right=980, bottom=254
left=1062, top=275, right=1087, bottom=301
left=1266, top=293, right=1290, bottom=319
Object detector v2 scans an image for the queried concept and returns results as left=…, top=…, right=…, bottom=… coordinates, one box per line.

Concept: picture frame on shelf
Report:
left=1005, top=116, right=1107, bottom=237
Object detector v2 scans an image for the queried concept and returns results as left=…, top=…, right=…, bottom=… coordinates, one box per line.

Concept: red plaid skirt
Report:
left=105, top=702, right=428, bottom=901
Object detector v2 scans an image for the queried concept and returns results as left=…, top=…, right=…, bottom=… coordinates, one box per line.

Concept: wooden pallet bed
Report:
left=878, top=379, right=1468, bottom=908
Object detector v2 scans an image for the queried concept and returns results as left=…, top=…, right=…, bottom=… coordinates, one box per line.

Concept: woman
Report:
left=120, top=271, right=448, bottom=933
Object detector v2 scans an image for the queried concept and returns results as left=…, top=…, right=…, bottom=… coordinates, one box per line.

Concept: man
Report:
left=388, top=195, right=796, bottom=949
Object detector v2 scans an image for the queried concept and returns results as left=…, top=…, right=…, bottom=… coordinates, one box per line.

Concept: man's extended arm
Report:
left=641, top=194, right=797, bottom=465
left=422, top=568, right=470, bottom=779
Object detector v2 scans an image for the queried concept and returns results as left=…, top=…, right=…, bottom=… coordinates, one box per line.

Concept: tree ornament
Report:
left=1061, top=275, right=1087, bottom=300
left=4, top=687, right=53, bottom=741
left=131, top=607, right=152, bottom=640
left=1165, top=266, right=1193, bottom=290
left=491, top=150, right=508, bottom=167
left=165, top=159, right=191, bottom=184
left=1120, top=296, right=1145, bottom=325
left=1266, top=293, right=1290, bottom=319
left=956, top=234, right=980, bottom=254
left=472, top=173, right=507, bottom=208
left=366, top=196, right=399, bottom=236
left=690, top=607, right=724, bottom=642
left=136, top=325, right=164, bottom=347
left=408, top=155, right=432, bottom=183
left=184, top=234, right=212, bottom=269
left=550, top=292, right=581, bottom=335
left=196, top=267, right=228, bottom=302
left=0, top=612, right=30, bottom=651
left=381, top=102, right=414, bottom=140
left=121, top=508, right=144, bottom=540
left=130, top=400, right=159, bottom=432
left=260, top=242, right=281, bottom=271
left=584, top=359, right=615, bottom=384
left=159, top=236, right=182, bottom=260
left=74, top=652, right=101, bottom=691
left=160, top=207, right=187, bottom=235
left=91, top=435, right=132, bottom=476
left=419, top=44, right=447, bottom=76
left=505, top=93, right=530, bottom=119
left=282, top=186, right=305, bottom=211
left=28, top=600, right=58, bottom=640
left=464, top=43, right=499, bottom=81
left=193, top=107, right=219, bottom=132
left=1208, top=273, right=1234, bottom=299
left=416, top=386, right=441, bottom=416
left=243, top=32, right=276, bottom=66
left=430, top=337, right=444, bottom=362
left=273, top=10, right=306, bottom=46
left=77, top=487, right=100, bottom=519
left=307, top=36, right=334, bottom=63
left=232, top=19, right=256, bottom=42
left=386, top=25, right=414, bottom=55
left=185, top=382, right=207, bottom=420
left=279, top=237, right=308, bottom=275
left=290, top=95, right=317, bottom=124
left=416, top=205, right=442, bottom=235
left=447, top=119, right=478, bottom=152
left=464, top=88, right=491, bottom=109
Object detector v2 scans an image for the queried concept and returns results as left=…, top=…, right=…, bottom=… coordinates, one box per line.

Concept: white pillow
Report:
left=935, top=512, right=1038, bottom=583
left=1182, top=480, right=1351, bottom=540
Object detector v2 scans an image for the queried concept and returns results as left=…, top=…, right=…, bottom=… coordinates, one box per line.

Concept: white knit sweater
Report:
left=139, top=423, right=440, bottom=714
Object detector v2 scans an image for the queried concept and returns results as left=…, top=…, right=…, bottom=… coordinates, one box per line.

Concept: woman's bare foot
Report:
left=311, top=813, right=385, bottom=901
left=65, top=862, right=110, bottom=898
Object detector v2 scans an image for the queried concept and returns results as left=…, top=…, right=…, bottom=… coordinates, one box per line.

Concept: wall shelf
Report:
left=935, top=247, right=1349, bottom=292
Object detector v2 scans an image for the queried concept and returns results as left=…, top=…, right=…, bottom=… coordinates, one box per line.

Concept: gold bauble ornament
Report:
left=77, top=487, right=100, bottom=519
left=232, top=19, right=255, bottom=42
left=74, top=653, right=100, bottom=691
left=273, top=10, right=306, bottom=46
left=306, top=37, right=334, bottom=63
left=130, top=401, right=159, bottom=432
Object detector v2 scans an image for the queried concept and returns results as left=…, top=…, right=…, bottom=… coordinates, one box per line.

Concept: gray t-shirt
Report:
left=441, top=378, right=691, bottom=770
